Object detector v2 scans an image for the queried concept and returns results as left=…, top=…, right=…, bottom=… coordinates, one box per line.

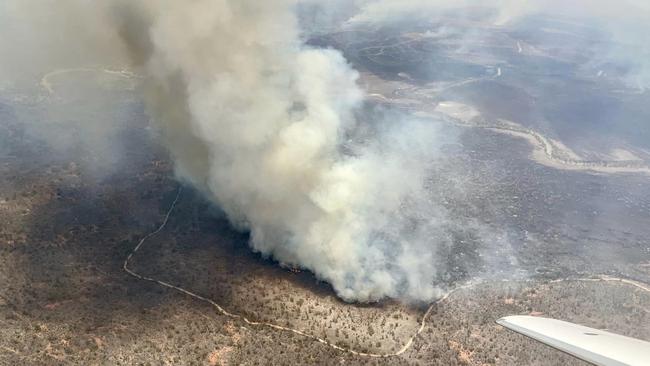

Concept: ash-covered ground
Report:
left=1, top=11, right=650, bottom=366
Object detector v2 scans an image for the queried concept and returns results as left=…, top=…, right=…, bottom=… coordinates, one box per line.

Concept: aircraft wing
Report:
left=497, top=315, right=650, bottom=366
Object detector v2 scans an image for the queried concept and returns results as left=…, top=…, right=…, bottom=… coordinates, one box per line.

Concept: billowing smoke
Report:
left=1, top=0, right=461, bottom=302
left=106, top=0, right=451, bottom=302
left=7, top=1, right=646, bottom=302
left=0, top=0, right=644, bottom=303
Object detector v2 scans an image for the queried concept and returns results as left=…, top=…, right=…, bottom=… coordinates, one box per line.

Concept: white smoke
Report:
left=0, top=1, right=513, bottom=302
left=0, top=0, right=454, bottom=302
left=6, top=0, right=647, bottom=302
left=114, top=0, right=451, bottom=302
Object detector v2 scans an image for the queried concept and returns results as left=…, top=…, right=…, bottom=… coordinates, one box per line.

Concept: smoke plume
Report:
left=5, top=0, right=648, bottom=302
left=0, top=0, right=464, bottom=302
left=108, top=0, right=449, bottom=301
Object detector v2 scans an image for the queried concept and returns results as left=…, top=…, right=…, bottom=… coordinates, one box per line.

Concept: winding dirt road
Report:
left=37, top=67, right=650, bottom=358
left=123, top=187, right=650, bottom=358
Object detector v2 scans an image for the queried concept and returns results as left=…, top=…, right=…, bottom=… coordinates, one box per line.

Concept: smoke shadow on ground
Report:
left=3, top=133, right=398, bottom=345
left=134, top=187, right=404, bottom=310
left=2, top=150, right=180, bottom=334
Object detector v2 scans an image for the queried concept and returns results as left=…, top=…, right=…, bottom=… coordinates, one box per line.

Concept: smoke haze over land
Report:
left=348, top=0, right=650, bottom=89
left=2, top=0, right=457, bottom=302
left=1, top=0, right=648, bottom=302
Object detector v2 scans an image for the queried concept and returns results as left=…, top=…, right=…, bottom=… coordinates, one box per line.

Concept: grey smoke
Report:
left=5, top=0, right=645, bottom=302
left=1, top=0, right=463, bottom=302
left=113, top=0, right=453, bottom=302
